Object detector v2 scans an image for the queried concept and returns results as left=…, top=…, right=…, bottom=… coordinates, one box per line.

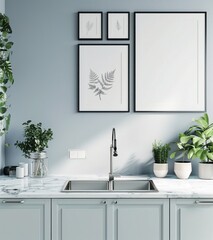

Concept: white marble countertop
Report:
left=1, top=175, right=213, bottom=199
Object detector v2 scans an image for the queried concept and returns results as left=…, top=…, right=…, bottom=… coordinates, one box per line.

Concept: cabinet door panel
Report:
left=113, top=199, right=169, bottom=240
left=171, top=199, right=213, bottom=240
left=0, top=199, right=50, bottom=240
left=52, top=199, right=107, bottom=240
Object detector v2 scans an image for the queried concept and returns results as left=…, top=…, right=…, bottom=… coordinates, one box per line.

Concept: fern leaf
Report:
left=94, top=88, right=100, bottom=93
left=116, top=21, right=121, bottom=31
left=105, top=69, right=116, bottom=82
left=86, top=21, right=93, bottom=34
left=88, top=84, right=96, bottom=90
left=101, top=69, right=116, bottom=89
left=89, top=69, right=99, bottom=83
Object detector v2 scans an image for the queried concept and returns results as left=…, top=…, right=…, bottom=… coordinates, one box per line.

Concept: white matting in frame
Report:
left=79, top=44, right=129, bottom=112
left=78, top=12, right=102, bottom=40
left=107, top=12, right=130, bottom=40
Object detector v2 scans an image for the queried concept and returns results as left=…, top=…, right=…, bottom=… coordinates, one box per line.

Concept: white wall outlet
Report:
left=69, top=150, right=86, bottom=159
left=78, top=150, right=86, bottom=159
left=69, top=150, right=78, bottom=159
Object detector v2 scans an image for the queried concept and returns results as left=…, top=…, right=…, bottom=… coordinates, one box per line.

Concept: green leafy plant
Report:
left=152, top=140, right=171, bottom=163
left=0, top=13, right=14, bottom=136
left=170, top=113, right=213, bottom=162
left=15, top=120, right=53, bottom=158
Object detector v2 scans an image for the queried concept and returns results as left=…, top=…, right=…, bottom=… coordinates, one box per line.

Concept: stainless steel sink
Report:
left=62, top=179, right=158, bottom=192
left=113, top=180, right=157, bottom=192
left=62, top=180, right=109, bottom=192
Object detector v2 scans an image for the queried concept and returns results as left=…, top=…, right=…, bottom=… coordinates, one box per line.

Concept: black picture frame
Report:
left=134, top=12, right=207, bottom=112
left=107, top=12, right=130, bottom=40
left=78, top=12, right=103, bottom=40
left=78, top=44, right=130, bottom=112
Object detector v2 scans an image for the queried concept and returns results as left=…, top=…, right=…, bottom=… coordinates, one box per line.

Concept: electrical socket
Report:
left=78, top=150, right=86, bottom=159
left=69, top=150, right=86, bottom=159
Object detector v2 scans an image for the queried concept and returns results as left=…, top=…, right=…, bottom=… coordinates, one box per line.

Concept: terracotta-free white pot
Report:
left=198, top=162, right=213, bottom=180
left=153, top=163, right=168, bottom=178
left=174, top=161, right=192, bottom=179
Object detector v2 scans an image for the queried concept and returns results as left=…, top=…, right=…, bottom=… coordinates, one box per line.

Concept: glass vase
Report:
left=30, top=152, right=48, bottom=178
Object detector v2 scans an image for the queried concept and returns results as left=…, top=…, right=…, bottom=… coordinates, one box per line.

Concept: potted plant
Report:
left=152, top=140, right=170, bottom=178
left=0, top=13, right=14, bottom=136
left=183, top=113, right=213, bottom=179
left=170, top=131, right=194, bottom=179
left=15, top=120, right=53, bottom=178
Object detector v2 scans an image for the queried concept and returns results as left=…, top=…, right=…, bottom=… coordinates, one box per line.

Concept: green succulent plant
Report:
left=15, top=120, right=53, bottom=158
left=152, top=140, right=171, bottom=164
left=170, top=113, right=213, bottom=162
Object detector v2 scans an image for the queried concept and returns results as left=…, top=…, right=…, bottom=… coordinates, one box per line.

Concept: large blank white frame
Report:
left=135, top=12, right=206, bottom=112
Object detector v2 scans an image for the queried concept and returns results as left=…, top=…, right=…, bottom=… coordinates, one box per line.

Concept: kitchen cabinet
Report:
left=0, top=198, right=51, bottom=240
left=52, top=199, right=169, bottom=240
left=111, top=199, right=169, bottom=240
left=52, top=199, right=107, bottom=240
left=170, top=199, right=213, bottom=240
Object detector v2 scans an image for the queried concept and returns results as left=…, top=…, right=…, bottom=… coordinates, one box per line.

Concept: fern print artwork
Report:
left=88, top=69, right=116, bottom=100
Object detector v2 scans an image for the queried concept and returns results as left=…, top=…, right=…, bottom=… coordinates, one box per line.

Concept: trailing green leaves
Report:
left=0, top=13, right=14, bottom=136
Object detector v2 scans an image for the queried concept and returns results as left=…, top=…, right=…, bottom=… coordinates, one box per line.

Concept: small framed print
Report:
left=107, top=12, right=130, bottom=40
left=78, top=12, right=103, bottom=40
left=78, top=44, right=129, bottom=112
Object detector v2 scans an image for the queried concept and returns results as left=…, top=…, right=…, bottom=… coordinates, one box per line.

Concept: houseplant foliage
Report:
left=170, top=113, right=213, bottom=179
left=152, top=140, right=170, bottom=178
left=152, top=140, right=170, bottom=164
left=0, top=13, right=14, bottom=135
left=180, top=113, right=213, bottom=179
left=171, top=113, right=213, bottom=161
left=15, top=120, right=53, bottom=177
left=170, top=125, right=195, bottom=179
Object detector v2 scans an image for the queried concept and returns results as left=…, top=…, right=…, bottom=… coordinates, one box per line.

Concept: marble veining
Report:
left=1, top=175, right=213, bottom=199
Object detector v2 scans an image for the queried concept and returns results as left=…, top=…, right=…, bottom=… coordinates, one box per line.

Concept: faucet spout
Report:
left=112, top=128, right=118, bottom=157
left=109, top=128, right=118, bottom=187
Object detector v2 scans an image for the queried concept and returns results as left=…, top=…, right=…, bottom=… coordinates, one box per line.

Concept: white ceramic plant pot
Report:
left=174, top=161, right=192, bottom=179
left=153, top=163, right=168, bottom=178
left=198, top=162, right=213, bottom=180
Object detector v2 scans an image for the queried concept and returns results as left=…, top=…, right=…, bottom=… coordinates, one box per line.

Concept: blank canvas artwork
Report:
left=135, top=12, right=206, bottom=112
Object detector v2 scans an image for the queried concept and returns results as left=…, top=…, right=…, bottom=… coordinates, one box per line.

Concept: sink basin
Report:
left=62, top=180, right=109, bottom=192
left=62, top=179, right=158, bottom=192
left=113, top=180, right=157, bottom=192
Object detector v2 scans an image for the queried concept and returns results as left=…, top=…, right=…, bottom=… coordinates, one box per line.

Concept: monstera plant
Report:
left=0, top=13, right=14, bottom=135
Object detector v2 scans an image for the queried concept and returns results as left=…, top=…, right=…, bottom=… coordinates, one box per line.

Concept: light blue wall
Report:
left=5, top=0, right=213, bottom=176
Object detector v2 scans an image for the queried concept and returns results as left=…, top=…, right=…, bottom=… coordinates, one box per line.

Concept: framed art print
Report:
left=107, top=12, right=130, bottom=40
left=78, top=44, right=129, bottom=112
left=134, top=12, right=206, bottom=112
left=78, top=12, right=103, bottom=40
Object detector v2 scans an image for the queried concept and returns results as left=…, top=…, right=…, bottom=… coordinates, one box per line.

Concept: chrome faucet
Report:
left=109, top=128, right=118, bottom=189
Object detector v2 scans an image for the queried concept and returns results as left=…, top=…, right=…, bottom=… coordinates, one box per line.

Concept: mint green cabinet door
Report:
left=110, top=199, right=169, bottom=240
left=52, top=199, right=107, bottom=240
left=0, top=199, right=51, bottom=240
left=171, top=199, right=213, bottom=240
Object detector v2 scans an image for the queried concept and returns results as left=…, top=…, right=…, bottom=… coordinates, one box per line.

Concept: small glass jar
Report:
left=30, top=152, right=48, bottom=178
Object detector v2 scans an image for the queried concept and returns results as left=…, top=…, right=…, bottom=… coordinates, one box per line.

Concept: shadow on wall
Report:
left=115, top=154, right=153, bottom=175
